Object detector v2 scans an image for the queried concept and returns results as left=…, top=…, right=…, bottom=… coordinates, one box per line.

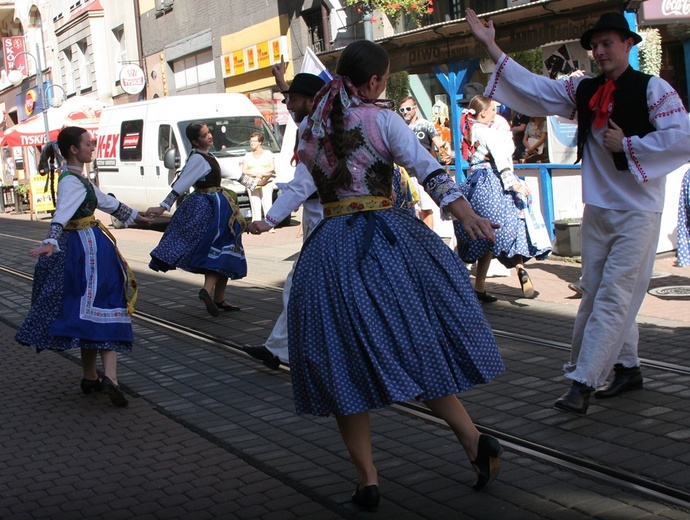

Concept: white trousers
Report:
left=564, top=205, right=661, bottom=387
left=264, top=199, right=323, bottom=362
left=249, top=181, right=275, bottom=222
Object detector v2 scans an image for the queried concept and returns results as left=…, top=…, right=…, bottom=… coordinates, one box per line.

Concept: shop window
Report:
left=171, top=49, right=214, bottom=93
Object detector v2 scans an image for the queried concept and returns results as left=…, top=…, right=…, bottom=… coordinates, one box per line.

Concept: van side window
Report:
left=120, top=120, right=144, bottom=161
left=158, top=124, right=178, bottom=160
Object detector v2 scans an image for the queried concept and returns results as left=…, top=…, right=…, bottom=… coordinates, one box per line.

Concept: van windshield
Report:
left=178, top=117, right=280, bottom=158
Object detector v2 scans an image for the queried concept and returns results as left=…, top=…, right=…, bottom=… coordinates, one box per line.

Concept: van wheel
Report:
left=107, top=193, right=125, bottom=228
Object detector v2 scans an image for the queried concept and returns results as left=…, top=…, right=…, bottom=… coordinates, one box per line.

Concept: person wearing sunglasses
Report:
left=398, top=97, right=451, bottom=230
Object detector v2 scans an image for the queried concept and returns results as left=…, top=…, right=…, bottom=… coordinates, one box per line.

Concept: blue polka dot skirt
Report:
left=150, top=192, right=247, bottom=279
left=677, top=168, right=690, bottom=267
left=454, top=166, right=550, bottom=266
left=288, top=207, right=505, bottom=416
left=15, top=228, right=133, bottom=353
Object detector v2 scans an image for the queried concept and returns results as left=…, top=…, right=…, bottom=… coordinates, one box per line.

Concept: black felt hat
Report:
left=580, top=12, right=642, bottom=50
left=282, top=73, right=326, bottom=97
left=457, top=83, right=485, bottom=105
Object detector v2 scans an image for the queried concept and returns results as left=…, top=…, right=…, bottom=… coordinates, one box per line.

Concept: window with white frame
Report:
left=171, top=49, right=214, bottom=92
left=62, top=48, right=75, bottom=93
left=112, top=25, right=126, bottom=82
left=77, top=40, right=89, bottom=91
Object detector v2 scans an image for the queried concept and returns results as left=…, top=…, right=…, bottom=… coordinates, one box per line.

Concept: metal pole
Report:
left=35, top=43, right=51, bottom=146
left=363, top=2, right=374, bottom=41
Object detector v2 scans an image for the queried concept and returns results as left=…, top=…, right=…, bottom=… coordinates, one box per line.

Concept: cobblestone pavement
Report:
left=1, top=211, right=689, bottom=520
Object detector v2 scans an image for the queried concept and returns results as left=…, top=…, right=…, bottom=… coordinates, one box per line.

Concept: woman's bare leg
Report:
left=335, top=412, right=378, bottom=487
left=81, top=348, right=98, bottom=380
left=474, top=254, right=493, bottom=294
left=424, top=395, right=481, bottom=460
left=100, top=350, right=119, bottom=385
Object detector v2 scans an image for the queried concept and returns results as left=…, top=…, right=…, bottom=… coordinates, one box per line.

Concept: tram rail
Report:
left=2, top=260, right=689, bottom=510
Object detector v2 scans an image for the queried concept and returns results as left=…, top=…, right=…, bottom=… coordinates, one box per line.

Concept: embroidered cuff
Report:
left=42, top=223, right=64, bottom=252
left=499, top=168, right=519, bottom=189
left=160, top=190, right=179, bottom=210
left=111, top=203, right=136, bottom=226
left=264, top=215, right=279, bottom=227
left=425, top=171, right=464, bottom=208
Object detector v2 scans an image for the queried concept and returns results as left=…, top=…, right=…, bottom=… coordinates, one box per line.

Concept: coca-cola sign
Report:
left=640, top=0, right=690, bottom=24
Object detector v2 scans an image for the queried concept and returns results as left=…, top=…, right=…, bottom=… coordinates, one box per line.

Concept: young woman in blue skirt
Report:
left=147, top=122, right=247, bottom=316
left=15, top=126, right=152, bottom=407
left=289, top=41, right=506, bottom=511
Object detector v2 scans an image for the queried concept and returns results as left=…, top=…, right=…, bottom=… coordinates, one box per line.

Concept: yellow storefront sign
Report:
left=222, top=35, right=288, bottom=78
left=29, top=173, right=58, bottom=213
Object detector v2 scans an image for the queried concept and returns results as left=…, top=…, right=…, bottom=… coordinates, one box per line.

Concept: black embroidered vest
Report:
left=192, top=151, right=222, bottom=189
left=575, top=67, right=654, bottom=170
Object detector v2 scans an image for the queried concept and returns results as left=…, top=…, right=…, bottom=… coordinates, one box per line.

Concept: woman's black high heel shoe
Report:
left=80, top=378, right=102, bottom=395
left=101, top=376, right=128, bottom=407
left=518, top=268, right=535, bottom=299
left=471, top=434, right=503, bottom=491
left=352, top=484, right=380, bottom=511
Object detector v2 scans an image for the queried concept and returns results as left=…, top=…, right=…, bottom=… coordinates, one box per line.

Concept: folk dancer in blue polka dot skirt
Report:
left=289, top=41, right=505, bottom=511
left=677, top=167, right=690, bottom=267
left=146, top=122, right=247, bottom=317
left=455, top=95, right=551, bottom=301
left=15, top=126, right=153, bottom=407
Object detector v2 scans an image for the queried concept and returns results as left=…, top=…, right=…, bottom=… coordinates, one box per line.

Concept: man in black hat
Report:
left=243, top=66, right=325, bottom=370
left=467, top=9, right=690, bottom=415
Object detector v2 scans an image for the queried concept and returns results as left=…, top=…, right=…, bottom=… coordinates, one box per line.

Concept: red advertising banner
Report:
left=3, top=37, right=27, bottom=75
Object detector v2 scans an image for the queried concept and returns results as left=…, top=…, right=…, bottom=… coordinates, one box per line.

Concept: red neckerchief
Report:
left=460, top=111, right=475, bottom=160
left=588, top=79, right=617, bottom=129
left=291, top=128, right=300, bottom=166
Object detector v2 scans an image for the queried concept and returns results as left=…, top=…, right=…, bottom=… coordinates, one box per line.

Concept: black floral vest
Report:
left=575, top=67, right=654, bottom=170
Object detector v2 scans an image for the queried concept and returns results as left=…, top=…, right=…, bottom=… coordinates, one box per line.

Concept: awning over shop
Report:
left=1, top=96, right=109, bottom=147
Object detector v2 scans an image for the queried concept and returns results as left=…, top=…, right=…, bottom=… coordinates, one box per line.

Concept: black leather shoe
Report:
left=554, top=381, right=593, bottom=415
left=594, top=364, right=643, bottom=399
left=471, top=434, right=503, bottom=491
left=80, top=378, right=102, bottom=395
left=475, top=290, right=498, bottom=303
left=199, top=289, right=219, bottom=317
left=101, top=376, right=128, bottom=407
left=352, top=484, right=380, bottom=511
left=243, top=345, right=281, bottom=370
left=518, top=268, right=535, bottom=298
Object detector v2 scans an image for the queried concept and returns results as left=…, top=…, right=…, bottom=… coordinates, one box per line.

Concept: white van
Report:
left=95, top=93, right=295, bottom=222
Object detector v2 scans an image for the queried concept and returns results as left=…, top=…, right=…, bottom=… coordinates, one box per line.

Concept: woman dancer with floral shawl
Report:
left=288, top=40, right=505, bottom=511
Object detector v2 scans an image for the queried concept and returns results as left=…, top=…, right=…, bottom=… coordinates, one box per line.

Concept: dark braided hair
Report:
left=325, top=41, right=390, bottom=192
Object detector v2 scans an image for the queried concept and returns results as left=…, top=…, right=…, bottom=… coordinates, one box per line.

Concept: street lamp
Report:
left=7, top=43, right=52, bottom=147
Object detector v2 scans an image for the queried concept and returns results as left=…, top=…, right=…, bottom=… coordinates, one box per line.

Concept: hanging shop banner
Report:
left=119, top=64, right=146, bottom=95
left=222, top=36, right=288, bottom=78
left=3, top=37, right=27, bottom=76
left=640, top=0, right=690, bottom=25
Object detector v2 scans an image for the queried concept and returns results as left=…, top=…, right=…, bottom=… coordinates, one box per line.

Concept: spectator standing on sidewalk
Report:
left=15, top=126, right=153, bottom=407
left=467, top=9, right=690, bottom=415
left=399, top=96, right=450, bottom=230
